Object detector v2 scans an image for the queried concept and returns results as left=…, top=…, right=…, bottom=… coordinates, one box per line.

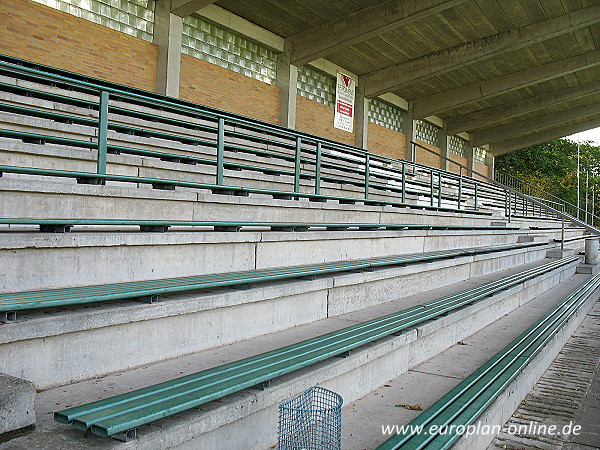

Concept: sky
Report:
left=567, top=127, right=600, bottom=146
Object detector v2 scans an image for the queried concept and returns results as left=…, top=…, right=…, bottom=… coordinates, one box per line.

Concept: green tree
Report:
left=495, top=138, right=600, bottom=223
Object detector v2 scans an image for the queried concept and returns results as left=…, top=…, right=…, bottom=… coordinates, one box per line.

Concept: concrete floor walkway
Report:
left=489, top=300, right=600, bottom=450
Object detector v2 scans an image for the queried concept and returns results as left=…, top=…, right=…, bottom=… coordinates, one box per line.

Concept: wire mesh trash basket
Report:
left=278, top=386, right=343, bottom=450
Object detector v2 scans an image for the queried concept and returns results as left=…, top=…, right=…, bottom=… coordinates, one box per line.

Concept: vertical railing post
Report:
left=364, top=152, right=370, bottom=200
left=401, top=162, right=406, bottom=203
left=430, top=169, right=434, bottom=207
left=97, top=90, right=109, bottom=176
left=474, top=182, right=478, bottom=210
left=508, top=191, right=512, bottom=223
left=457, top=172, right=463, bottom=209
left=294, top=137, right=301, bottom=194
left=561, top=215, right=565, bottom=250
left=216, top=118, right=225, bottom=186
left=438, top=172, right=442, bottom=208
left=315, top=142, right=321, bottom=195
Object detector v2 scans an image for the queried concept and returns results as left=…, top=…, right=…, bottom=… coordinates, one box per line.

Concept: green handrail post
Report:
left=437, top=172, right=442, bottom=208
left=401, top=162, right=406, bottom=203
left=216, top=118, right=225, bottom=186
left=315, top=142, right=321, bottom=195
left=364, top=152, right=370, bottom=200
left=97, top=90, right=109, bottom=175
left=458, top=172, right=463, bottom=209
left=474, top=182, right=478, bottom=210
left=507, top=190, right=512, bottom=223
left=294, top=137, right=301, bottom=194
left=430, top=169, right=434, bottom=207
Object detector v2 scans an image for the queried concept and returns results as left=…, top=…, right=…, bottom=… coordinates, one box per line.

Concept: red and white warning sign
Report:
left=334, top=72, right=356, bottom=133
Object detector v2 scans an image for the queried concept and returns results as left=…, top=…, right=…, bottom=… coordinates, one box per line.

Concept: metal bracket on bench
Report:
left=214, top=226, right=241, bottom=232
left=338, top=199, right=355, bottom=205
left=133, top=294, right=159, bottom=304
left=77, top=177, right=106, bottom=185
left=140, top=225, right=169, bottom=232
left=211, top=188, right=234, bottom=195
left=111, top=428, right=137, bottom=442
left=251, top=380, right=272, bottom=390
left=40, top=224, right=72, bottom=233
left=152, top=183, right=175, bottom=190
left=272, top=194, right=293, bottom=200
left=0, top=311, right=17, bottom=323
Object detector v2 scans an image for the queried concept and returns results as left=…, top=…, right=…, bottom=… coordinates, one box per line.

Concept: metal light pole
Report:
left=585, top=170, right=589, bottom=224
left=577, top=137, right=580, bottom=219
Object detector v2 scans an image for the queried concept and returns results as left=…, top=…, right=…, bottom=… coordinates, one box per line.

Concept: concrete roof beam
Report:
left=490, top=117, right=600, bottom=155
left=412, top=50, right=600, bottom=118
left=472, top=102, right=600, bottom=146
left=362, top=3, right=600, bottom=98
left=289, top=0, right=467, bottom=67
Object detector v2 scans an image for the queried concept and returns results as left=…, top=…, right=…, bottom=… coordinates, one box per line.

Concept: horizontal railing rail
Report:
left=53, top=255, right=579, bottom=440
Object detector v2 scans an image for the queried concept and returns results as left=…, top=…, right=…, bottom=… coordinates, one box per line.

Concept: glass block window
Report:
left=416, top=120, right=439, bottom=146
left=182, top=16, right=277, bottom=85
left=297, top=66, right=335, bottom=106
left=368, top=98, right=403, bottom=132
left=449, top=135, right=467, bottom=157
left=474, top=146, right=487, bottom=163
left=31, top=0, right=154, bottom=41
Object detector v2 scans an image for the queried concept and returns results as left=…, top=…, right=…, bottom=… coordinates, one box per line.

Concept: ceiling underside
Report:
left=197, top=0, right=600, bottom=154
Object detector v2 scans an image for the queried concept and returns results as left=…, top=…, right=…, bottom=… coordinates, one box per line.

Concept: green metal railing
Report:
left=412, top=141, right=600, bottom=235
left=0, top=53, right=598, bottom=236
left=53, top=255, right=578, bottom=440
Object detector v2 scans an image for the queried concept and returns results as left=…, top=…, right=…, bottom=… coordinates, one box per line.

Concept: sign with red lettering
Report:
left=334, top=72, right=356, bottom=132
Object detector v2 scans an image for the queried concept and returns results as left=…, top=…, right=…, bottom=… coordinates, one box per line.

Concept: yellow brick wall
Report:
left=415, top=140, right=442, bottom=169
left=368, top=123, right=407, bottom=160
left=179, top=54, right=280, bottom=124
left=295, top=95, right=356, bottom=146
left=0, top=0, right=157, bottom=91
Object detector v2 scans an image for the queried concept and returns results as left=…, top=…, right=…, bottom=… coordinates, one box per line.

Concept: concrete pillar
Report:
left=466, top=139, right=475, bottom=177
left=403, top=103, right=417, bottom=162
left=438, top=127, right=449, bottom=171
left=585, top=238, right=599, bottom=265
left=485, top=152, right=495, bottom=180
left=354, top=82, right=369, bottom=149
left=154, top=0, right=183, bottom=98
left=276, top=41, right=297, bottom=128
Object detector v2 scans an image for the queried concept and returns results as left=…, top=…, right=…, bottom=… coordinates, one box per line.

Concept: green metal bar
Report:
left=430, top=170, right=434, bottom=207
left=216, top=118, right=225, bottom=186
left=402, top=162, right=406, bottom=203
left=365, top=153, right=370, bottom=200
left=474, top=182, right=479, bottom=210
left=294, top=137, right=301, bottom=194
left=437, top=172, right=442, bottom=208
left=97, top=91, right=109, bottom=175
left=315, top=142, right=322, bottom=195
left=458, top=173, right=463, bottom=209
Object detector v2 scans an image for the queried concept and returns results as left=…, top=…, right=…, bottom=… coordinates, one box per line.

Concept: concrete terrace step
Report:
left=342, top=273, right=599, bottom=450
left=0, top=256, right=581, bottom=449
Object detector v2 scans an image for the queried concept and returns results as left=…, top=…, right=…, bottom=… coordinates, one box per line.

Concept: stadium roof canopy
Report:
left=170, top=0, right=600, bottom=155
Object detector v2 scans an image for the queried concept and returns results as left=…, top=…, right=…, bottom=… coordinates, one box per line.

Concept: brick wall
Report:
left=368, top=123, right=407, bottom=160
left=415, top=140, right=442, bottom=169
left=474, top=162, right=490, bottom=180
left=449, top=154, right=469, bottom=174
left=179, top=54, right=280, bottom=124
left=296, top=95, right=356, bottom=146
left=0, top=0, right=157, bottom=91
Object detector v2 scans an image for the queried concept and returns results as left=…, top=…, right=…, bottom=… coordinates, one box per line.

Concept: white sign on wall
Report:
left=334, top=72, right=356, bottom=133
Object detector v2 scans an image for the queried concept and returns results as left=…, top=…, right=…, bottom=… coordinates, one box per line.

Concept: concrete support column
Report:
left=466, top=139, right=475, bottom=177
left=154, top=0, right=183, bottom=98
left=438, top=127, right=450, bottom=171
left=354, top=82, right=369, bottom=149
left=276, top=41, right=297, bottom=128
left=585, top=238, right=599, bottom=265
left=485, top=152, right=495, bottom=180
left=403, top=103, right=417, bottom=162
